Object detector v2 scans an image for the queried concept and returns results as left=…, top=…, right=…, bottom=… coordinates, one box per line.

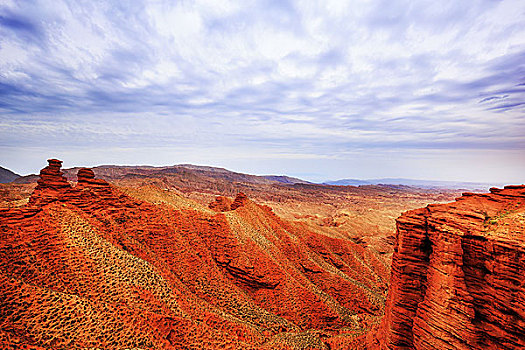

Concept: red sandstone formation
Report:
left=209, top=192, right=250, bottom=212
left=77, top=167, right=95, bottom=182
left=11, top=162, right=461, bottom=259
left=209, top=195, right=234, bottom=212
left=0, top=160, right=389, bottom=349
left=230, top=192, right=249, bottom=210
left=378, top=185, right=525, bottom=349
left=28, top=159, right=70, bottom=206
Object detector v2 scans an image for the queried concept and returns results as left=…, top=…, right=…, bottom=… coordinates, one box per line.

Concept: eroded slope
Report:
left=0, top=160, right=390, bottom=349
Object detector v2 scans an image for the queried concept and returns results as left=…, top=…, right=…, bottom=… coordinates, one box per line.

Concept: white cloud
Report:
left=0, top=0, right=524, bottom=182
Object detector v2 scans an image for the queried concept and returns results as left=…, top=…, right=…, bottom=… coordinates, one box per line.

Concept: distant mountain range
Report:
left=324, top=178, right=504, bottom=191
left=0, top=166, right=20, bottom=183
left=3, top=162, right=511, bottom=191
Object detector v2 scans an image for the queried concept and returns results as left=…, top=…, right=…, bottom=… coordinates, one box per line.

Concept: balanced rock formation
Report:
left=77, top=167, right=96, bottom=182
left=29, top=159, right=70, bottom=206
left=378, top=185, right=525, bottom=349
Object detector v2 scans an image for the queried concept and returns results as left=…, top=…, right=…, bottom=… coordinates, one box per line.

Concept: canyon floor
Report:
left=1, top=160, right=522, bottom=349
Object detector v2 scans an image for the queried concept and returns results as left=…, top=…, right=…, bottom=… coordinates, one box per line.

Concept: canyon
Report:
left=0, top=159, right=523, bottom=349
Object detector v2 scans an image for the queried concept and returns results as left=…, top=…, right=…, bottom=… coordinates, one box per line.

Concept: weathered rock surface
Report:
left=378, top=185, right=525, bottom=349
left=209, top=192, right=250, bottom=212
left=230, top=192, right=249, bottom=210
left=209, top=195, right=234, bottom=212
left=28, top=159, right=70, bottom=206
left=0, top=159, right=389, bottom=349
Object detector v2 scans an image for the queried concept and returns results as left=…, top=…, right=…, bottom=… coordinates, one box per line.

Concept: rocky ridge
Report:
left=0, top=159, right=389, bottom=349
left=6, top=161, right=461, bottom=261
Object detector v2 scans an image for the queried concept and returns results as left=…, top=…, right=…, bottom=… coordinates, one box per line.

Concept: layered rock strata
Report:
left=209, top=195, right=234, bottom=212
left=28, top=159, right=70, bottom=206
left=380, top=185, right=525, bottom=349
left=209, top=192, right=249, bottom=212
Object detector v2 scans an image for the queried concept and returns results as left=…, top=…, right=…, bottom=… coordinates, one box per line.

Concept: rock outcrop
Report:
left=209, top=192, right=250, bottom=212
left=208, top=195, right=234, bottom=212
left=230, top=192, right=249, bottom=210
left=28, top=159, right=70, bottom=206
left=379, top=185, right=525, bottom=349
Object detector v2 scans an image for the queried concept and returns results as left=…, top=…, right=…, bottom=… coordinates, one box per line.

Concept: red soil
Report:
left=0, top=160, right=390, bottom=349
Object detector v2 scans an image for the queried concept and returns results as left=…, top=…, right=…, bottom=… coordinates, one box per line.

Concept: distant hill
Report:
left=325, top=179, right=372, bottom=186
left=324, top=178, right=502, bottom=191
left=260, top=175, right=310, bottom=184
left=0, top=166, right=21, bottom=183
left=14, top=164, right=311, bottom=186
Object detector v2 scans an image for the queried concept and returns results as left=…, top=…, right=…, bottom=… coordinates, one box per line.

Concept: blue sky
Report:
left=1, top=0, right=524, bottom=183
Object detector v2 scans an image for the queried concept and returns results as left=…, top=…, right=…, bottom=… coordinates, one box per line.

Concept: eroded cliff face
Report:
left=379, top=185, right=525, bottom=349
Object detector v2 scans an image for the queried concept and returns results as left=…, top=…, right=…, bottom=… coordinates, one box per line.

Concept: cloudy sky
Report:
left=1, top=0, right=524, bottom=183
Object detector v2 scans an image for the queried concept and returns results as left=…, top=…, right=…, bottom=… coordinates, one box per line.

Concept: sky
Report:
left=0, top=0, right=524, bottom=183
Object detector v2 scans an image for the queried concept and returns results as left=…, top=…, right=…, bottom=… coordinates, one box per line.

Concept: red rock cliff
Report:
left=379, top=185, right=525, bottom=349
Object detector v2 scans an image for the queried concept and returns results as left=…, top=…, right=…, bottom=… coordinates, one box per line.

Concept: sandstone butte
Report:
left=1, top=159, right=523, bottom=349
left=0, top=159, right=389, bottom=349
left=374, top=184, right=525, bottom=349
